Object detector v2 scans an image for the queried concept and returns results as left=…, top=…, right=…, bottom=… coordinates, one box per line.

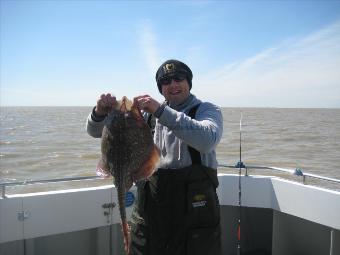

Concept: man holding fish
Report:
left=86, top=59, right=223, bottom=255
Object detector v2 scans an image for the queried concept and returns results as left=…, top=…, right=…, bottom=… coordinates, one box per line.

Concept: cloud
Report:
left=137, top=20, right=161, bottom=73
left=196, top=20, right=340, bottom=108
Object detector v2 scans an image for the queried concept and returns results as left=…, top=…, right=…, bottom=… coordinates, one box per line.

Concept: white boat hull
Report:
left=1, top=174, right=340, bottom=255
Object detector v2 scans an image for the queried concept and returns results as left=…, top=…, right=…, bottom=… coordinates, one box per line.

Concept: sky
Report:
left=1, top=0, right=340, bottom=108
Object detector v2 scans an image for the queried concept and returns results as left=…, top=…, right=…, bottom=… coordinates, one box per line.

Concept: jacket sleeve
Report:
left=157, top=103, right=223, bottom=153
left=86, top=112, right=106, bottom=138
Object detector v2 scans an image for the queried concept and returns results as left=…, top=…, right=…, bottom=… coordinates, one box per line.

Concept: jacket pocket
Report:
left=187, top=179, right=220, bottom=227
left=187, top=224, right=221, bottom=255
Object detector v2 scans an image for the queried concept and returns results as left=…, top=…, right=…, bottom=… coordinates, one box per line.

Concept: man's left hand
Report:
left=134, top=95, right=160, bottom=114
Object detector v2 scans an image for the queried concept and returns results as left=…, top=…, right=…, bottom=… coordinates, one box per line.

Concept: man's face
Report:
left=161, top=77, right=190, bottom=106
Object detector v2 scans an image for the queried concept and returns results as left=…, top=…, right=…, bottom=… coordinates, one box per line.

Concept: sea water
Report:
left=1, top=107, right=339, bottom=193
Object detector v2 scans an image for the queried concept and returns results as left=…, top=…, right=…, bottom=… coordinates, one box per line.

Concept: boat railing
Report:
left=218, top=163, right=340, bottom=185
left=1, top=164, right=340, bottom=198
left=0, top=175, right=105, bottom=198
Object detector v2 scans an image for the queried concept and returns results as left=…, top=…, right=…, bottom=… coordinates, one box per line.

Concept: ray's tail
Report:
left=117, top=184, right=130, bottom=254
left=122, top=219, right=130, bottom=254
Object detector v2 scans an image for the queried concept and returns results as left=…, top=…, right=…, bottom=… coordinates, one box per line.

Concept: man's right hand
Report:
left=95, top=93, right=117, bottom=116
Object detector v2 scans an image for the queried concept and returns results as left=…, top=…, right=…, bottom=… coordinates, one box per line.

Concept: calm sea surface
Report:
left=1, top=107, right=339, bottom=193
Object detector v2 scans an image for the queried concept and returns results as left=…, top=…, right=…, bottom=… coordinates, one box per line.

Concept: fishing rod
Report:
left=236, top=111, right=245, bottom=255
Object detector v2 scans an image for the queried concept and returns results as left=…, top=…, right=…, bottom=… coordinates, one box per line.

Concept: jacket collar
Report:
left=169, top=94, right=196, bottom=111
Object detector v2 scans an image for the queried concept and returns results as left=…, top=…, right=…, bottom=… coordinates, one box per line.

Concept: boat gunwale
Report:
left=1, top=164, right=339, bottom=198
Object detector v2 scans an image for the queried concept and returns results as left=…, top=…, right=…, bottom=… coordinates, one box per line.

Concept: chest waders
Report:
left=130, top=105, right=221, bottom=255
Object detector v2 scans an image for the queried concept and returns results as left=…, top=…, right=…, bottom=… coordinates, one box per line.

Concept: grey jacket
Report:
left=86, top=94, right=223, bottom=170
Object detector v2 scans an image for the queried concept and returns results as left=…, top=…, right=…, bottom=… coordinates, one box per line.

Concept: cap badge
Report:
left=163, top=63, right=176, bottom=74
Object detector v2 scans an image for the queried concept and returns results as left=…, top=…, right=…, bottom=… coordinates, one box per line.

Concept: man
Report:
left=86, top=59, right=223, bottom=255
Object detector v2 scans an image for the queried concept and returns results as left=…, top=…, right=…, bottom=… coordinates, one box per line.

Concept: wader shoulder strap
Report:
left=187, top=104, right=201, bottom=165
left=188, top=104, right=219, bottom=188
left=147, top=113, right=155, bottom=135
left=147, top=113, right=153, bottom=127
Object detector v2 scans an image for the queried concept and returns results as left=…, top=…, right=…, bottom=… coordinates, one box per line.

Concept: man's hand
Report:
left=95, top=93, right=117, bottom=116
left=134, top=95, right=160, bottom=114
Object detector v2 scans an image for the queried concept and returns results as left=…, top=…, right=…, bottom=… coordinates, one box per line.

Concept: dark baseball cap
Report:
left=155, top=59, right=193, bottom=94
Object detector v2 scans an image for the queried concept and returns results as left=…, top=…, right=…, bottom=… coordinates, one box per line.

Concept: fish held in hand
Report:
left=97, top=96, right=160, bottom=254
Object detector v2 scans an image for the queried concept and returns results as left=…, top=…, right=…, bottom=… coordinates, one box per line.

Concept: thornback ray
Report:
left=97, top=96, right=160, bottom=254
